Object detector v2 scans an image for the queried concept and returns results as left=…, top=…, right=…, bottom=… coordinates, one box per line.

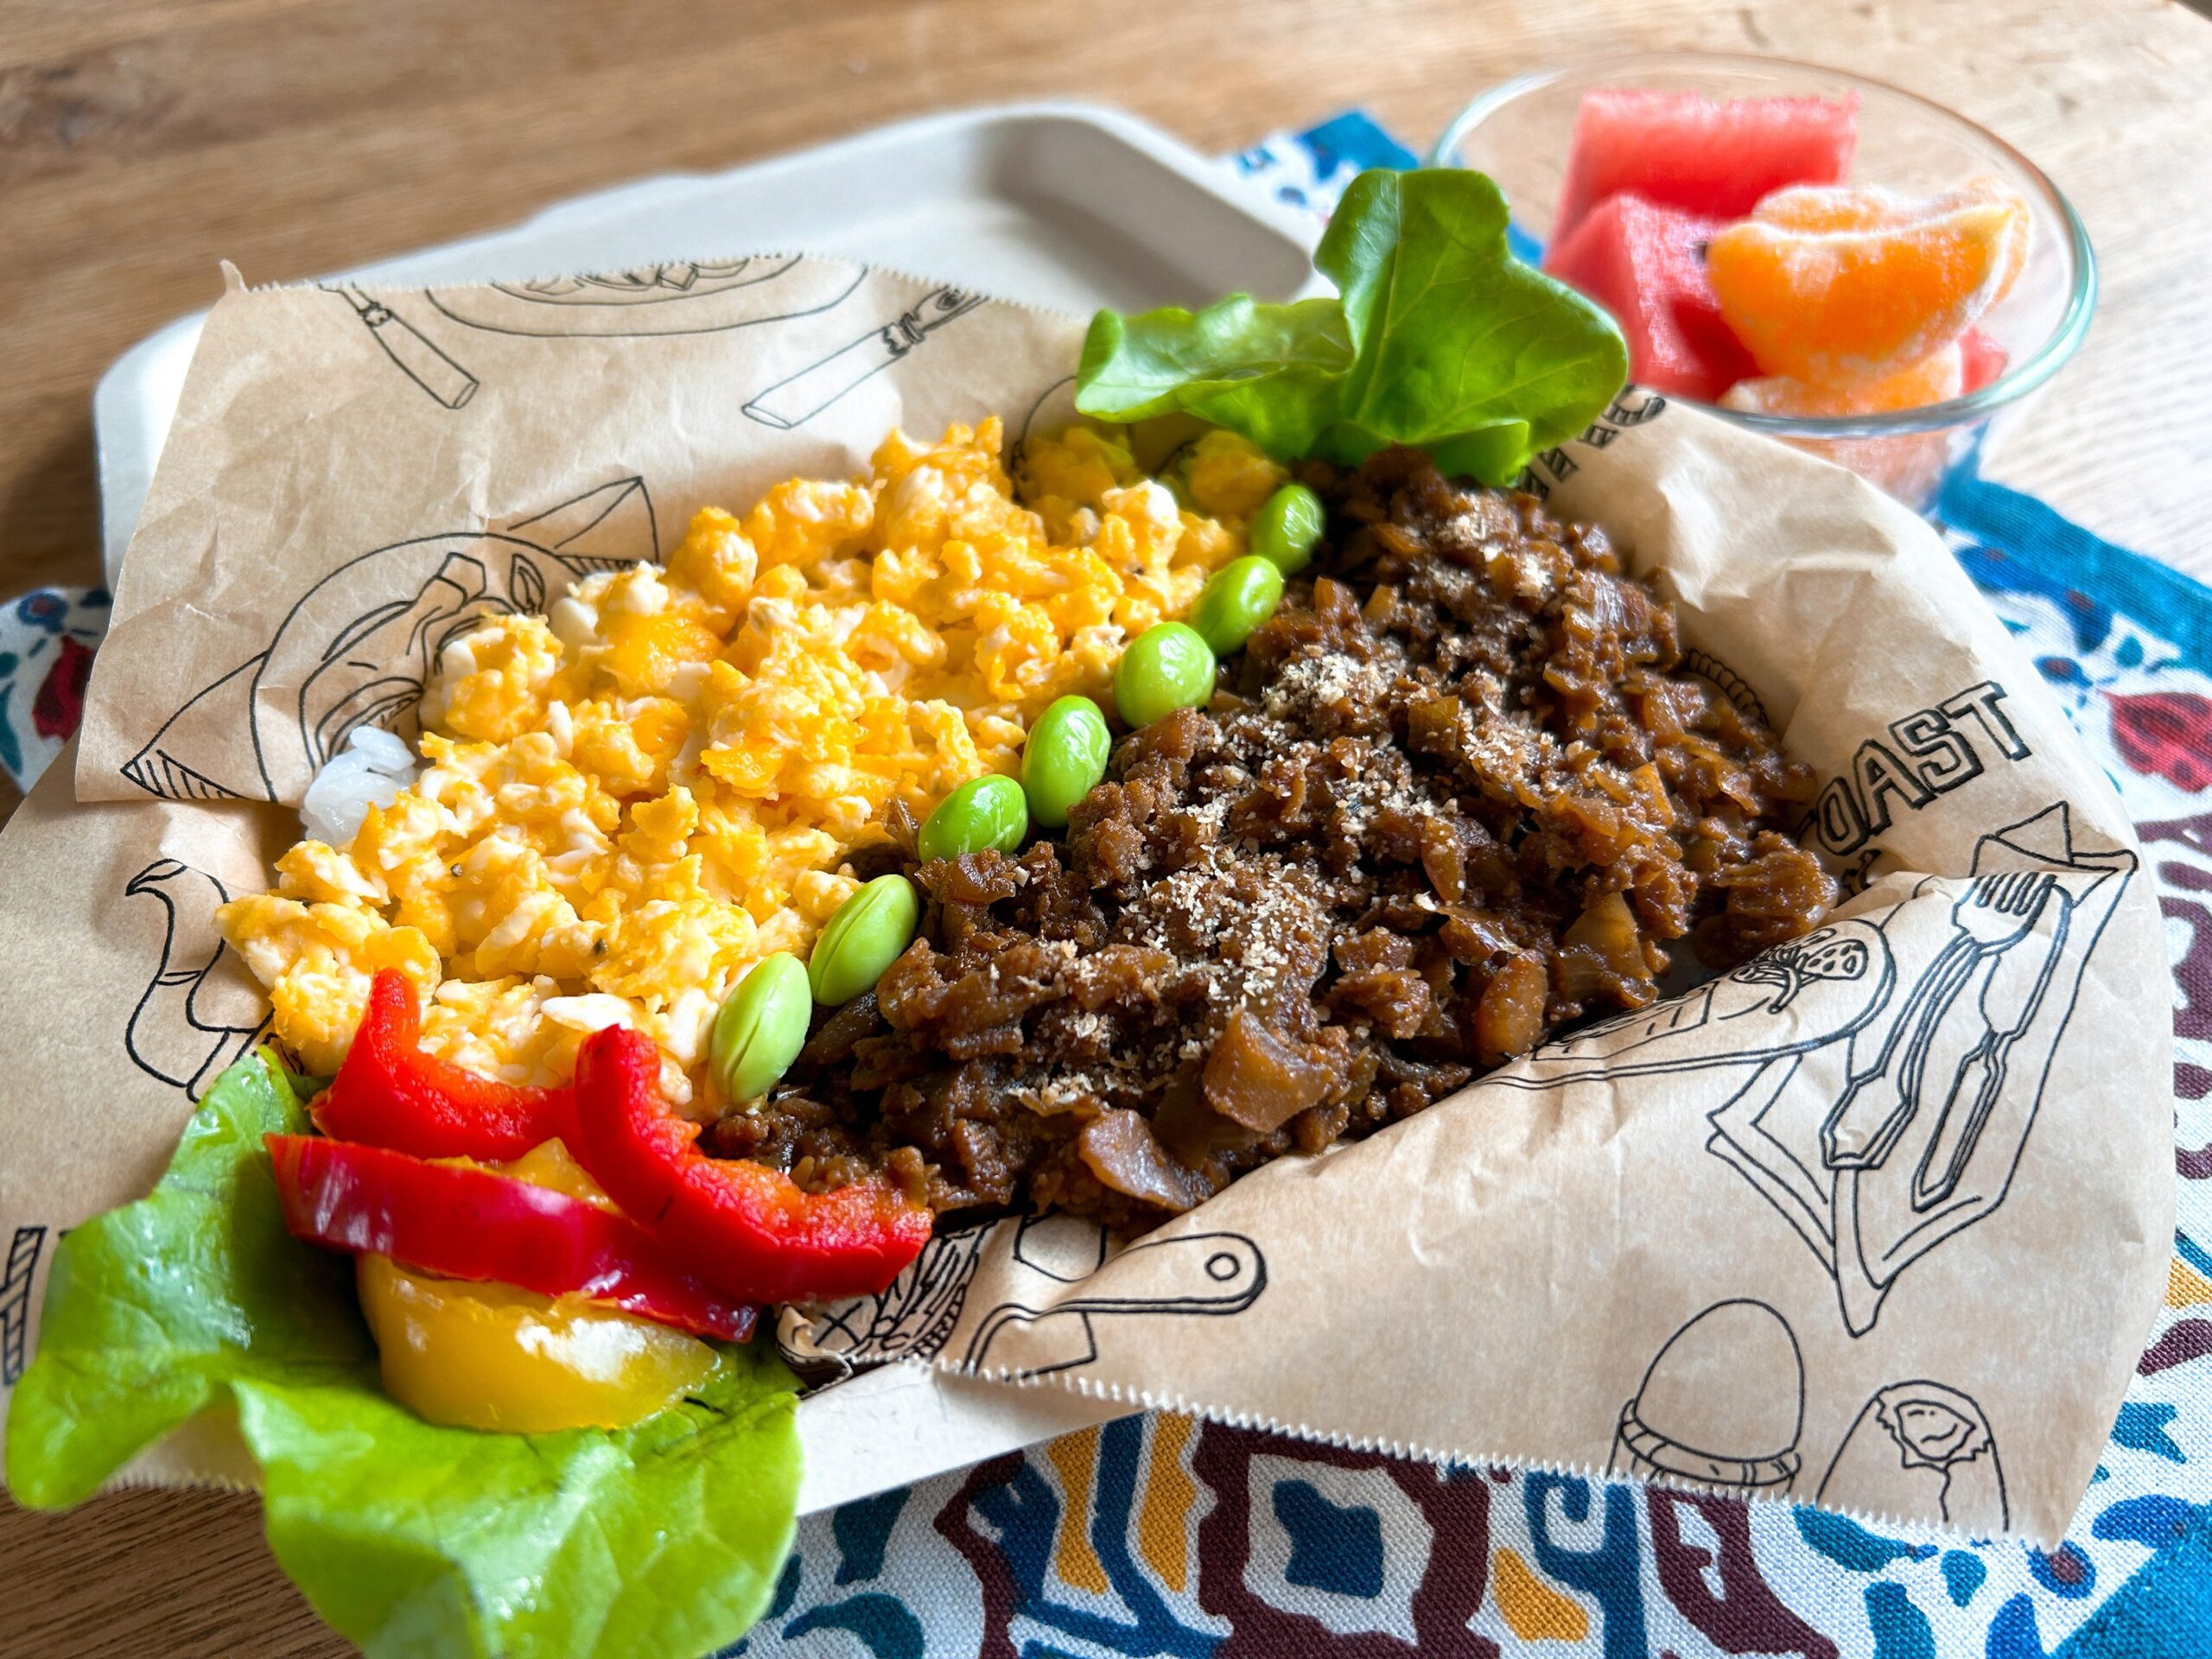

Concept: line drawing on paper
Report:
left=120, top=475, right=657, bottom=804
left=123, top=859, right=270, bottom=1100
left=2, top=1224, right=47, bottom=1385
left=776, top=1220, right=995, bottom=1379
left=1819, top=1379, right=2006, bottom=1529
left=426, top=257, right=866, bottom=339
left=1513, top=917, right=1895, bottom=1076
left=1680, top=647, right=1771, bottom=728
left=337, top=260, right=869, bottom=404
left=1711, top=804, right=2134, bottom=1334
left=1608, top=1300, right=1804, bottom=1497
left=1518, top=385, right=1669, bottom=499
left=1010, top=374, right=1082, bottom=476
left=1484, top=801, right=2135, bottom=1335
left=960, top=1215, right=1267, bottom=1381
left=742, top=285, right=983, bottom=430
left=329, top=286, right=481, bottom=409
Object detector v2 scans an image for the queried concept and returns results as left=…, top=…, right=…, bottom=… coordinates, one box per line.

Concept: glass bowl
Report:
left=1430, top=52, right=2095, bottom=511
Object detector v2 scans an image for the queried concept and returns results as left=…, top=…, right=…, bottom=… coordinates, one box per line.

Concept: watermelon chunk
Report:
left=1959, top=328, right=2009, bottom=392
left=1543, top=194, right=1758, bottom=403
left=1553, top=89, right=1859, bottom=243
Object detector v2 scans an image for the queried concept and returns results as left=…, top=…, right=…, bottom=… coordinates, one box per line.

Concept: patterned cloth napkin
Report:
left=0, top=587, right=105, bottom=791
left=18, top=115, right=2210, bottom=1658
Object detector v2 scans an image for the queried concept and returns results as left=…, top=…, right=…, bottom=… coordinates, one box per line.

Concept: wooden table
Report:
left=3, top=1, right=2208, bottom=1651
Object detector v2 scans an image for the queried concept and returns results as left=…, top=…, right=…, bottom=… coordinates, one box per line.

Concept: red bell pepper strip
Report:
left=266, top=1134, right=757, bottom=1343
left=315, top=969, right=575, bottom=1160
left=569, top=1024, right=932, bottom=1304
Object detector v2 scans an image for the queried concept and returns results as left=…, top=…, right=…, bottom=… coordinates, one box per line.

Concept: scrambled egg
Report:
left=221, top=420, right=1282, bottom=1107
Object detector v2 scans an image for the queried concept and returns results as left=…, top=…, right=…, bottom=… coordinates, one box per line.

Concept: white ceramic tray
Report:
left=94, top=101, right=1321, bottom=584
left=92, top=102, right=1324, bottom=1514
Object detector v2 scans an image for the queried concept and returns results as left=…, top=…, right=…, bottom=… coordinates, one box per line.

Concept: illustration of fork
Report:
left=1913, top=880, right=2075, bottom=1209
left=1821, top=872, right=2060, bottom=1173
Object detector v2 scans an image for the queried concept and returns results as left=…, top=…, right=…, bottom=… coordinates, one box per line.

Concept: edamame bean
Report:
left=1113, top=622, right=1216, bottom=729
left=1190, top=556, right=1286, bottom=656
left=1250, top=481, right=1325, bottom=574
left=918, top=773, right=1028, bottom=862
left=709, top=953, right=811, bottom=1104
left=807, top=874, right=921, bottom=1006
left=1021, top=696, right=1112, bottom=830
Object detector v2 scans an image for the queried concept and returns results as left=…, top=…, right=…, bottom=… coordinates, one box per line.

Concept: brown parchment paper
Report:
left=6, top=258, right=2172, bottom=1544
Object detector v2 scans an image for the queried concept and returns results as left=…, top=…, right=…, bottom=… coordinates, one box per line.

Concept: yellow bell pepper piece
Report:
left=490, top=1137, right=620, bottom=1211
left=357, top=1254, right=717, bottom=1433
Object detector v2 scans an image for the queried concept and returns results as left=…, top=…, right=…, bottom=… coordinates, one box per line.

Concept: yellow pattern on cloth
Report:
left=219, top=420, right=1279, bottom=1105
left=1046, top=1427, right=1110, bottom=1594
left=2167, top=1255, right=2212, bottom=1307
left=1136, top=1413, right=1200, bottom=1592
left=1494, top=1545, right=1591, bottom=1642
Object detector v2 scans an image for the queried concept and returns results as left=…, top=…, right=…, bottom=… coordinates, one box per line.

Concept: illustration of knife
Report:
left=742, top=285, right=983, bottom=430
left=1821, top=872, right=2060, bottom=1173
left=962, top=1231, right=1266, bottom=1377
left=332, top=285, right=480, bottom=410
left=1912, top=893, right=2074, bottom=1210
left=1821, top=932, right=1980, bottom=1172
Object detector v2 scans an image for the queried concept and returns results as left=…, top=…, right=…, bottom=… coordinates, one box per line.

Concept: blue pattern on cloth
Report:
left=13, top=111, right=2208, bottom=1656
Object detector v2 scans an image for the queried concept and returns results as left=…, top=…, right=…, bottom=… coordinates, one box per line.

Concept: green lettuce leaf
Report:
left=6, top=1051, right=802, bottom=1658
left=5, top=1050, right=371, bottom=1507
left=1074, top=293, right=1352, bottom=454
left=239, top=1347, right=797, bottom=1659
left=1074, top=168, right=1628, bottom=484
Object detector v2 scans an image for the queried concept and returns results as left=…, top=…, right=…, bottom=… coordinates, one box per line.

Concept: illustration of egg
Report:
left=1609, top=1300, right=1804, bottom=1494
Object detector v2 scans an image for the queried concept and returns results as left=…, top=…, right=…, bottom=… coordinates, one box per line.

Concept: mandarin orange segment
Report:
left=1721, top=341, right=1964, bottom=419
left=1755, top=178, right=2031, bottom=279
left=1751, top=182, right=1914, bottom=233
left=1707, top=179, right=2031, bottom=381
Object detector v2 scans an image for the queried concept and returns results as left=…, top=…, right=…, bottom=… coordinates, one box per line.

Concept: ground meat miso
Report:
left=721, top=448, right=1834, bottom=1230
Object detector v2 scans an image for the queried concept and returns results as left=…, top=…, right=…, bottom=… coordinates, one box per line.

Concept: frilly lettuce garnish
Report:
left=1076, top=167, right=1629, bottom=484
